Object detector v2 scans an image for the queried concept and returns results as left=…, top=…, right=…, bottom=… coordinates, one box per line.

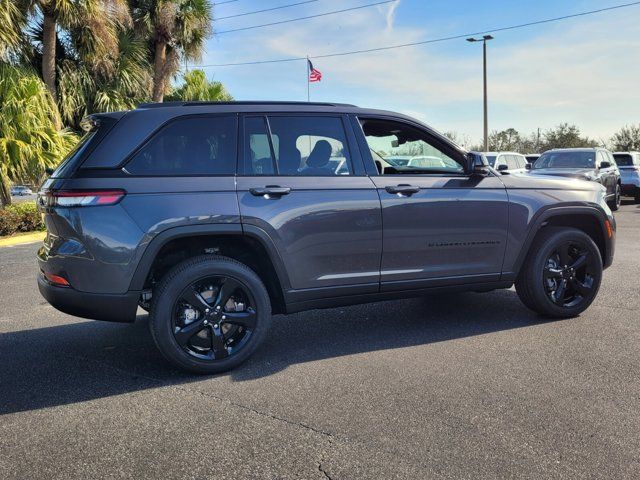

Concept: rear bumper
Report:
left=37, top=275, right=139, bottom=323
left=620, top=184, right=639, bottom=195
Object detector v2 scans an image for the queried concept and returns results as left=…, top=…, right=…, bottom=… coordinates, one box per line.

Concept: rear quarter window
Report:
left=50, top=116, right=118, bottom=178
left=125, top=116, right=237, bottom=176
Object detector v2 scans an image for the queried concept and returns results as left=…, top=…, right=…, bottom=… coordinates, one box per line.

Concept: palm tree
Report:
left=166, top=69, right=232, bottom=101
left=131, top=0, right=212, bottom=102
left=0, top=64, right=76, bottom=206
left=57, top=30, right=152, bottom=129
left=0, top=0, right=27, bottom=62
left=25, top=0, right=130, bottom=101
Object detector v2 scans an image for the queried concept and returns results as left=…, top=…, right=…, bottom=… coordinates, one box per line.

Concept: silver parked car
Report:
left=613, top=152, right=640, bottom=203
left=10, top=185, right=33, bottom=196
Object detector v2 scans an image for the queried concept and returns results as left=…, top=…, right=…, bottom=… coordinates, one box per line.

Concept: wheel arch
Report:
left=129, top=224, right=290, bottom=314
left=510, top=206, right=611, bottom=279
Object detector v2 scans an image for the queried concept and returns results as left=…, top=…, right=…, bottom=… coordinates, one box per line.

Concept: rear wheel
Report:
left=635, top=189, right=640, bottom=204
left=515, top=227, right=602, bottom=318
left=608, top=183, right=621, bottom=211
left=149, top=255, right=272, bottom=374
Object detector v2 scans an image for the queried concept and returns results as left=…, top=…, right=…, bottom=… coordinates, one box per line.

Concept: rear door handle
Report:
left=385, top=184, right=420, bottom=196
left=249, top=186, right=291, bottom=197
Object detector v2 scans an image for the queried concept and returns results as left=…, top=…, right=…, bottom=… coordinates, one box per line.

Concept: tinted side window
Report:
left=126, top=116, right=237, bottom=175
left=267, top=116, right=352, bottom=176
left=244, top=116, right=278, bottom=175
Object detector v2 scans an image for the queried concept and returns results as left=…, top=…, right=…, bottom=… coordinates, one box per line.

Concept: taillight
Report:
left=39, top=189, right=126, bottom=207
left=604, top=219, right=613, bottom=238
left=42, top=271, right=70, bottom=287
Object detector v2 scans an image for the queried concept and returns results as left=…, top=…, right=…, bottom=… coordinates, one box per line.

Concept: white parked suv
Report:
left=482, top=152, right=528, bottom=173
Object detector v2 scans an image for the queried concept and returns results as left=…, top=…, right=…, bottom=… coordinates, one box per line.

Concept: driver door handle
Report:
left=249, top=186, right=291, bottom=197
left=385, top=184, right=420, bottom=196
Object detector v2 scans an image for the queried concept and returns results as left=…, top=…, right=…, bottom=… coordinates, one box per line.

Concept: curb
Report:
left=0, top=231, right=46, bottom=248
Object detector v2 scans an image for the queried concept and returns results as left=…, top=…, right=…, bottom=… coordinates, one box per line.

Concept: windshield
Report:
left=613, top=154, right=635, bottom=167
left=484, top=155, right=496, bottom=166
left=533, top=151, right=596, bottom=170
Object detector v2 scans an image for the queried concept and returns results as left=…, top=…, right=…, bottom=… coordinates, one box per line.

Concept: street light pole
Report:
left=466, top=35, right=494, bottom=151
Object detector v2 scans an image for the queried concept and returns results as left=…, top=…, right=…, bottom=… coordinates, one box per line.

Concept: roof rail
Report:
left=137, top=100, right=357, bottom=109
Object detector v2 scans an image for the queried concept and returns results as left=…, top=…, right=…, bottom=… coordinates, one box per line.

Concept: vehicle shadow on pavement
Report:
left=232, top=290, right=552, bottom=381
left=0, top=290, right=555, bottom=414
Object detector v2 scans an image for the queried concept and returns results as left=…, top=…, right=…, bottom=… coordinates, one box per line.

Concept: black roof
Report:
left=137, top=101, right=357, bottom=109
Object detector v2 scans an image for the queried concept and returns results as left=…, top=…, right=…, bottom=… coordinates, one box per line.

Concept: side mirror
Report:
left=525, top=163, right=532, bottom=170
left=497, top=164, right=509, bottom=171
left=472, top=164, right=490, bottom=176
left=466, top=151, right=486, bottom=174
left=600, top=161, right=611, bottom=169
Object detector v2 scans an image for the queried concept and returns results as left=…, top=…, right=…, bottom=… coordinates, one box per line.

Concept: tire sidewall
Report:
left=150, top=256, right=272, bottom=374
left=527, top=229, right=603, bottom=318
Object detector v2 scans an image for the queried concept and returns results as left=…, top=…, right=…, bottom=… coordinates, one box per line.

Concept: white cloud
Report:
left=385, top=0, right=401, bottom=32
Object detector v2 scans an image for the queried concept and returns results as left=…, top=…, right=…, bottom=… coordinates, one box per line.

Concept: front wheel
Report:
left=515, top=227, right=602, bottom=318
left=608, top=184, right=621, bottom=211
left=149, top=255, right=272, bottom=374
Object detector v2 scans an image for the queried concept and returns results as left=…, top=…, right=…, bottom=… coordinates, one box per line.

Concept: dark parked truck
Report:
left=37, top=102, right=616, bottom=373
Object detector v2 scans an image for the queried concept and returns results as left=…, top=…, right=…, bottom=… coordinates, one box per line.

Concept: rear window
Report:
left=125, top=116, right=237, bottom=176
left=613, top=154, right=636, bottom=166
left=485, top=155, right=496, bottom=166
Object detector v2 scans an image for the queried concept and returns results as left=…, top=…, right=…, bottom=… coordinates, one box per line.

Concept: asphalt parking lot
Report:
left=1, top=202, right=639, bottom=479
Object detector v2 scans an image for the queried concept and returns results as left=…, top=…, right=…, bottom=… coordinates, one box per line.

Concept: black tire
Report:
left=608, top=184, right=621, bottom=211
left=149, top=255, right=272, bottom=374
left=515, top=227, right=602, bottom=318
left=635, top=191, right=640, bottom=204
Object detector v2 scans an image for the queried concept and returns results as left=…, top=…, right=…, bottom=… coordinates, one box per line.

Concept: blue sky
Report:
left=189, top=0, right=640, bottom=146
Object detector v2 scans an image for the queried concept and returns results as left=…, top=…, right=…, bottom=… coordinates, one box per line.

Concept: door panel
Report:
left=237, top=176, right=382, bottom=291
left=371, top=175, right=509, bottom=291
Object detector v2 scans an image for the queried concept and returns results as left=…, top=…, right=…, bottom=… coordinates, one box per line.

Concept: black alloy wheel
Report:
left=173, top=276, right=256, bottom=360
left=515, top=227, right=603, bottom=318
left=150, top=255, right=272, bottom=374
left=543, top=241, right=598, bottom=308
left=610, top=184, right=621, bottom=211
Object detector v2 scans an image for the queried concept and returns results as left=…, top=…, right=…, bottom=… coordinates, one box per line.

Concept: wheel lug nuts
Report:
left=203, top=320, right=208, bottom=325
left=205, top=308, right=210, bottom=313
left=222, top=315, right=226, bottom=320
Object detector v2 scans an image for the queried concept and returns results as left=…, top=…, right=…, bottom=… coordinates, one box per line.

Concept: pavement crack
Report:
left=318, top=436, right=334, bottom=479
left=63, top=354, right=336, bottom=440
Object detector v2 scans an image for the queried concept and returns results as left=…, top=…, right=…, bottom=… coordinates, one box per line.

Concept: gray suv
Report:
left=37, top=102, right=616, bottom=373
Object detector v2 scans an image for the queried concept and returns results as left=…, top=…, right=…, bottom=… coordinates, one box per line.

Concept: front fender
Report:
left=502, top=203, right=614, bottom=282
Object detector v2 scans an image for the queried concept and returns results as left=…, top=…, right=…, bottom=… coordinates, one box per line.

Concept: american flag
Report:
left=308, top=59, right=322, bottom=82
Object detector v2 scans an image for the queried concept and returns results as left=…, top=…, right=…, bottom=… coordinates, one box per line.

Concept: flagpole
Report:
left=306, top=55, right=310, bottom=102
